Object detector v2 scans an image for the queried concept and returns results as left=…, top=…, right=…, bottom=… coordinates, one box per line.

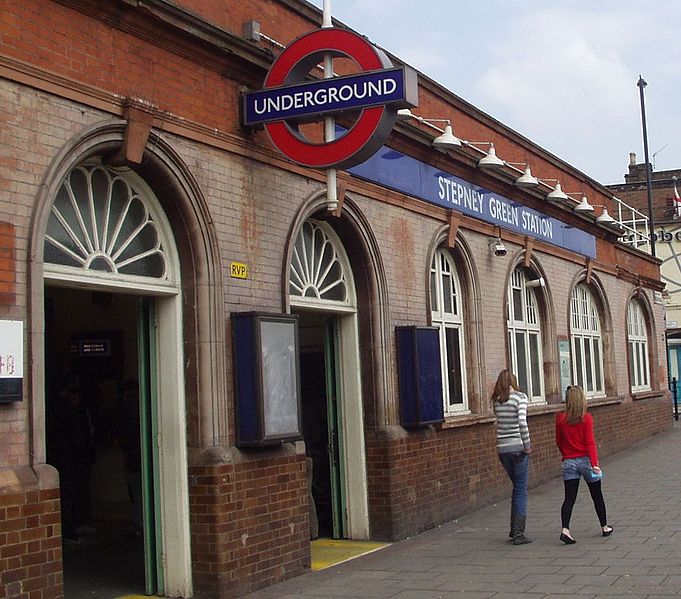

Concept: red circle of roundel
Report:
left=263, top=28, right=391, bottom=169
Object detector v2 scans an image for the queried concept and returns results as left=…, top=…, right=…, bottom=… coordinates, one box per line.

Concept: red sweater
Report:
left=555, top=412, right=599, bottom=467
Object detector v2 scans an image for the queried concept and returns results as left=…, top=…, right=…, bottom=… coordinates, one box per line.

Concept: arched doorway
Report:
left=41, top=160, right=191, bottom=596
left=288, top=218, right=369, bottom=540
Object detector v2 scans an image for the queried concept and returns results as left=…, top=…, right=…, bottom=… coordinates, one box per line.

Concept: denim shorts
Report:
left=561, top=456, right=601, bottom=483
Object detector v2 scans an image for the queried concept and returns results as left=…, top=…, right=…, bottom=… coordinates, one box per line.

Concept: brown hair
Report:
left=491, top=369, right=519, bottom=404
left=564, top=385, right=587, bottom=424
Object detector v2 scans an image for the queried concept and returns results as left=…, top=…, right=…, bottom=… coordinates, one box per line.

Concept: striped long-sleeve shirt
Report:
left=494, top=391, right=531, bottom=454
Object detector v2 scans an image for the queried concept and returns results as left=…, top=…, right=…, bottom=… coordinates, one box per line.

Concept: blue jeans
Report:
left=561, top=456, right=601, bottom=483
left=499, top=452, right=529, bottom=517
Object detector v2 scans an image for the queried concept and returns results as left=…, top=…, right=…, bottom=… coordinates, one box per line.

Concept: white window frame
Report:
left=628, top=298, right=651, bottom=392
left=430, top=249, right=468, bottom=415
left=507, top=268, right=545, bottom=403
left=43, top=161, right=177, bottom=295
left=570, top=283, right=605, bottom=397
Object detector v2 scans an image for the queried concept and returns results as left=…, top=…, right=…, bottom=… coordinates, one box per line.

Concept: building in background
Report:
left=608, top=154, right=681, bottom=383
left=0, top=2, right=671, bottom=597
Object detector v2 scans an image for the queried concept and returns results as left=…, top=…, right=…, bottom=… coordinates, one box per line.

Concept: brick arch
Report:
left=626, top=287, right=661, bottom=392
left=567, top=271, right=616, bottom=397
left=28, top=119, right=226, bottom=596
left=283, top=191, right=394, bottom=428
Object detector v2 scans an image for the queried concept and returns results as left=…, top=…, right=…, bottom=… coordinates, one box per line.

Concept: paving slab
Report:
left=244, top=422, right=681, bottom=599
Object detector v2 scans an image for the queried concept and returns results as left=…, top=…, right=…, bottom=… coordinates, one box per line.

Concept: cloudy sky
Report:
left=306, top=0, right=680, bottom=185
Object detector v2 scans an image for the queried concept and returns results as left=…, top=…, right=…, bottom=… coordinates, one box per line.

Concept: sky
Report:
left=306, top=0, right=680, bottom=185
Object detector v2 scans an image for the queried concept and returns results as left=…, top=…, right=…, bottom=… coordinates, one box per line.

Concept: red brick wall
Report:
left=0, top=468, right=62, bottom=599
left=0, top=222, right=15, bottom=306
left=367, top=398, right=670, bottom=540
left=188, top=451, right=309, bottom=598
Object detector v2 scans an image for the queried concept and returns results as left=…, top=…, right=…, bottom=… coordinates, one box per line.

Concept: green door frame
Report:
left=324, top=318, right=348, bottom=539
left=138, top=299, right=164, bottom=596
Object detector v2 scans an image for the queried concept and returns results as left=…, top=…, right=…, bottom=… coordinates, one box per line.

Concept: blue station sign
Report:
left=349, top=146, right=597, bottom=258
left=243, top=67, right=414, bottom=126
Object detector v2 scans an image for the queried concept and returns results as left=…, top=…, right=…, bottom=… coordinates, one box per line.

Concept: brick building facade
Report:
left=607, top=153, right=681, bottom=387
left=0, top=1, right=671, bottom=598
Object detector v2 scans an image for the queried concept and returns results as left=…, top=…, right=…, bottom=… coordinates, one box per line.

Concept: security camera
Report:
left=526, top=276, right=546, bottom=289
left=490, top=238, right=507, bottom=256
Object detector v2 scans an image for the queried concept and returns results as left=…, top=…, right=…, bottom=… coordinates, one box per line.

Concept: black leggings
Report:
left=561, top=478, right=607, bottom=529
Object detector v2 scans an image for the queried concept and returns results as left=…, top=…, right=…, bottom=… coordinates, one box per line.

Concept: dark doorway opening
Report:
left=298, top=310, right=346, bottom=540
left=45, top=286, right=150, bottom=597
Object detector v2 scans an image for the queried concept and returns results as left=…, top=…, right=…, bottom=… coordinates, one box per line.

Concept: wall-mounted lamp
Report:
left=397, top=109, right=463, bottom=150
left=584, top=204, right=617, bottom=225
left=489, top=237, right=507, bottom=256
left=507, top=163, right=539, bottom=188
left=465, top=142, right=505, bottom=170
left=573, top=196, right=595, bottom=213
left=545, top=181, right=569, bottom=202
left=541, top=181, right=586, bottom=210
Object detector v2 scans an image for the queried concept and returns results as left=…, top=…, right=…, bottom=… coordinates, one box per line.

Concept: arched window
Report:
left=507, top=268, right=544, bottom=402
left=44, top=162, right=176, bottom=293
left=628, top=298, right=651, bottom=392
left=289, top=219, right=356, bottom=311
left=430, top=249, right=467, bottom=414
left=570, top=283, right=605, bottom=396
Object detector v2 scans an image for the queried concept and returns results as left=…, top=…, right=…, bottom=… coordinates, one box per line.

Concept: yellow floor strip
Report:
left=310, top=538, right=389, bottom=571
left=115, top=541, right=390, bottom=596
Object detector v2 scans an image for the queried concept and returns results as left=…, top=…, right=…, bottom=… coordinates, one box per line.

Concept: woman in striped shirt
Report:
left=492, top=369, right=532, bottom=545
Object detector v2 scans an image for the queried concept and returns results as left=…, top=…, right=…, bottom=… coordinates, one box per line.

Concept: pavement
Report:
left=244, top=421, right=681, bottom=599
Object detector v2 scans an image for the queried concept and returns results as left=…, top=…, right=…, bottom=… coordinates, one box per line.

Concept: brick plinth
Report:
left=367, top=397, right=670, bottom=541
left=189, top=450, right=309, bottom=598
left=0, top=465, right=63, bottom=599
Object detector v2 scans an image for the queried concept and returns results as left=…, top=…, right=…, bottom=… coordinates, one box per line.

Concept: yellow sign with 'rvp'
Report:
left=230, top=261, right=248, bottom=279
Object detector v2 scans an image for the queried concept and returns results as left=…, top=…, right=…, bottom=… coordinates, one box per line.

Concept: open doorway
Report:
left=298, top=311, right=345, bottom=540
left=45, top=286, right=161, bottom=596
left=299, top=312, right=347, bottom=539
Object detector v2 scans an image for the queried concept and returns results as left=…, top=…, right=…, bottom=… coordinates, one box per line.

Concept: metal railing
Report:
left=615, top=197, right=651, bottom=253
left=670, top=377, right=679, bottom=421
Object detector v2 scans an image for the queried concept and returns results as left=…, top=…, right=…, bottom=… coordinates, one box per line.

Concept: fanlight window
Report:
left=289, top=220, right=355, bottom=310
left=44, top=164, right=171, bottom=284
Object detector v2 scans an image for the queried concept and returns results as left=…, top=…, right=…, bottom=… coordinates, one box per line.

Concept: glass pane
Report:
left=430, top=270, right=437, bottom=312
left=445, top=327, right=463, bottom=406
left=574, top=338, right=584, bottom=389
left=289, top=220, right=350, bottom=304
left=585, top=339, right=593, bottom=392
left=594, top=340, right=602, bottom=392
left=529, top=333, right=541, bottom=398
left=45, top=165, right=169, bottom=280
left=629, top=341, right=636, bottom=388
left=515, top=331, right=528, bottom=393
left=513, top=288, right=523, bottom=321
left=442, top=272, right=453, bottom=314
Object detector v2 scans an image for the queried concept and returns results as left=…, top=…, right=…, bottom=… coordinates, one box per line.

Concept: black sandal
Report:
left=560, top=532, right=576, bottom=544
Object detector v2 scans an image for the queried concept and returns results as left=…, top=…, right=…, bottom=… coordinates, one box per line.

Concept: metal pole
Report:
left=322, top=0, right=337, bottom=211
left=674, top=377, right=679, bottom=422
left=637, top=75, right=655, bottom=257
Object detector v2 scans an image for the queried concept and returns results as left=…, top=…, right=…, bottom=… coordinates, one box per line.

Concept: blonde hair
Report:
left=564, top=385, right=587, bottom=424
left=491, top=369, right=519, bottom=404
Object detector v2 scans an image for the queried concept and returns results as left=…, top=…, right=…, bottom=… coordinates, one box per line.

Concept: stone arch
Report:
left=567, top=270, right=615, bottom=397
left=28, top=119, right=227, bottom=595
left=283, top=190, right=394, bottom=427
left=29, top=119, right=227, bottom=457
left=425, top=226, right=485, bottom=414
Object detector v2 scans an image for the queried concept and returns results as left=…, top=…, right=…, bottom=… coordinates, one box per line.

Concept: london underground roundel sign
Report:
left=242, top=28, right=418, bottom=170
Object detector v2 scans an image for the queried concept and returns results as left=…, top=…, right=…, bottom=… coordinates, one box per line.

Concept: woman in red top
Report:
left=556, top=385, right=613, bottom=544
